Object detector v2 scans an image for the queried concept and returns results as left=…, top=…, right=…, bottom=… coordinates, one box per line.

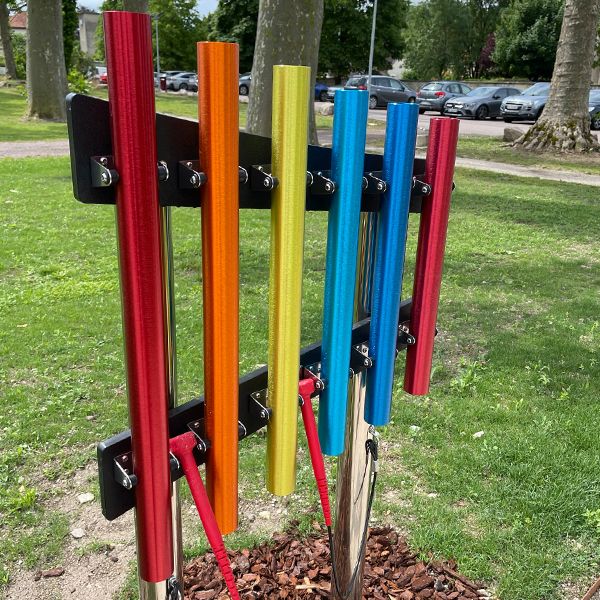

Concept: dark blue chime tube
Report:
left=365, top=102, right=418, bottom=426
left=319, top=89, right=369, bottom=456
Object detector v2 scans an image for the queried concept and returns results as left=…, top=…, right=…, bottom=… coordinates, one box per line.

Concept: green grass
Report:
left=0, top=88, right=68, bottom=141
left=457, top=135, right=600, bottom=176
left=1, top=157, right=599, bottom=599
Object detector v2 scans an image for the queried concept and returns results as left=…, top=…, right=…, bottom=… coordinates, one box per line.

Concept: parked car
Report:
left=96, top=66, right=108, bottom=85
left=238, top=72, right=251, bottom=95
left=500, top=82, right=550, bottom=122
left=238, top=73, right=329, bottom=101
left=167, top=72, right=198, bottom=92
left=342, top=75, right=416, bottom=109
left=417, top=81, right=472, bottom=114
left=589, top=89, right=600, bottom=129
left=443, top=86, right=523, bottom=119
left=326, top=85, right=342, bottom=102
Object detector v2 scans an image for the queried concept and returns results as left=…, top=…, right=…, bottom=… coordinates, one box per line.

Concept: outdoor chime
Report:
left=66, top=10, right=459, bottom=599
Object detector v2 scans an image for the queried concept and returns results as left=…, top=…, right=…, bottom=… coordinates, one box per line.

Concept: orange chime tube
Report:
left=198, top=41, right=240, bottom=533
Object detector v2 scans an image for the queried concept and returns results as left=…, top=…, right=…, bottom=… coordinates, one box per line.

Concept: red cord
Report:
left=169, top=432, right=240, bottom=600
left=299, top=378, right=332, bottom=527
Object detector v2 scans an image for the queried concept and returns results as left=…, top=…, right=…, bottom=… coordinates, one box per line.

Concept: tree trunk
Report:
left=514, top=0, right=600, bottom=152
left=0, top=1, right=17, bottom=79
left=123, top=0, right=149, bottom=12
left=26, top=0, right=68, bottom=120
left=247, top=0, right=324, bottom=145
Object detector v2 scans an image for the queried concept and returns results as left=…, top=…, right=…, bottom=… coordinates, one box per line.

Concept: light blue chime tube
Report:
left=318, top=89, right=369, bottom=456
left=364, top=102, right=419, bottom=426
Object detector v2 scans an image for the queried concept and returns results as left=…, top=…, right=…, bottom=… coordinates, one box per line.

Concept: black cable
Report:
left=328, top=438, right=379, bottom=600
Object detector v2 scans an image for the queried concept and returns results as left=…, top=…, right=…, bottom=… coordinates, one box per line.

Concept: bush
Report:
left=11, top=33, right=26, bottom=80
left=68, top=69, right=90, bottom=94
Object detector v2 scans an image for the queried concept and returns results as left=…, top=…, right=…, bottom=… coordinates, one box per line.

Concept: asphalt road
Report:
left=368, top=107, right=531, bottom=137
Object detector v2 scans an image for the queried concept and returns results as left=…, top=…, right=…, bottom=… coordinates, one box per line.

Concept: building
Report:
left=78, top=8, right=100, bottom=57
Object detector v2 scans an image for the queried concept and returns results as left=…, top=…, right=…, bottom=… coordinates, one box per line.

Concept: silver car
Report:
left=443, top=86, right=522, bottom=119
left=417, top=81, right=472, bottom=114
left=167, top=72, right=198, bottom=92
left=500, top=82, right=550, bottom=122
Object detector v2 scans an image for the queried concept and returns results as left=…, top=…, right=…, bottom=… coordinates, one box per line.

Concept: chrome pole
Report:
left=140, top=207, right=183, bottom=600
left=333, top=212, right=377, bottom=600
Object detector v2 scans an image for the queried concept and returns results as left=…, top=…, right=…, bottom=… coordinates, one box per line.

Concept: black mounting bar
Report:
left=67, top=93, right=427, bottom=213
left=97, top=299, right=413, bottom=521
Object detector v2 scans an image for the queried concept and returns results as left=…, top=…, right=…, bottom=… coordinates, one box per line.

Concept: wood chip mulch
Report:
left=183, top=524, right=492, bottom=599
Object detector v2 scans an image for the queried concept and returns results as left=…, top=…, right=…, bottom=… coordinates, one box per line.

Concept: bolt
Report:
left=100, top=172, right=110, bottom=185
left=186, top=161, right=193, bottom=168
left=364, top=358, right=370, bottom=366
left=263, top=177, right=271, bottom=188
left=99, top=157, right=108, bottom=166
left=377, top=182, right=384, bottom=191
left=190, top=174, right=200, bottom=187
left=194, top=421, right=200, bottom=428
left=422, top=185, right=429, bottom=194
left=325, top=182, right=332, bottom=192
left=261, top=410, right=268, bottom=420
left=121, top=454, right=128, bottom=462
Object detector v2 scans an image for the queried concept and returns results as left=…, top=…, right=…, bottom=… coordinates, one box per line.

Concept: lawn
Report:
left=0, top=87, right=334, bottom=144
left=0, top=88, right=67, bottom=141
left=1, top=158, right=599, bottom=599
left=457, top=135, right=600, bottom=176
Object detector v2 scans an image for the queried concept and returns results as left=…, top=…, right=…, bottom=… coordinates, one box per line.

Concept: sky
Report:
left=81, top=0, right=219, bottom=15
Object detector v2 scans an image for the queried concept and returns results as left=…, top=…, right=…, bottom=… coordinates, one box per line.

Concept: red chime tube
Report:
left=198, top=42, right=240, bottom=535
left=104, top=11, right=173, bottom=582
left=404, top=117, right=459, bottom=396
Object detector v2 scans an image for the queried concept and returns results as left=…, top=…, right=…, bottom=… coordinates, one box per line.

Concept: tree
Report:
left=514, top=0, right=600, bottom=151
left=95, top=0, right=207, bottom=70
left=123, top=0, right=148, bottom=10
left=319, top=0, right=407, bottom=80
left=462, top=0, right=505, bottom=77
left=208, top=0, right=258, bottom=73
left=27, top=0, right=68, bottom=120
left=246, top=1, right=324, bottom=144
left=0, top=1, right=17, bottom=78
left=493, top=0, right=563, bottom=79
left=403, top=0, right=468, bottom=79
left=62, top=0, right=77, bottom=70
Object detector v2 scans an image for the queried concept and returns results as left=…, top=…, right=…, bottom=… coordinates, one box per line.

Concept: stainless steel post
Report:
left=332, top=212, right=377, bottom=600
left=139, top=207, right=183, bottom=600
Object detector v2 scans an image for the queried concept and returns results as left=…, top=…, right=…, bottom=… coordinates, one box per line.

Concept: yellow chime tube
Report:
left=266, top=65, right=311, bottom=495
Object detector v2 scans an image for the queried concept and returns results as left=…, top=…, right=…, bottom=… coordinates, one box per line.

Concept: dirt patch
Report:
left=5, top=463, right=135, bottom=600
left=183, top=524, right=493, bottom=599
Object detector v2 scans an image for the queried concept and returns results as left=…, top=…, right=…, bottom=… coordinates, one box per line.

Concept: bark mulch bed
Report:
left=183, top=524, right=492, bottom=599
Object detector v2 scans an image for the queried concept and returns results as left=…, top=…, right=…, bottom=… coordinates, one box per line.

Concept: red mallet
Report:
left=169, top=432, right=240, bottom=599
left=299, top=377, right=332, bottom=527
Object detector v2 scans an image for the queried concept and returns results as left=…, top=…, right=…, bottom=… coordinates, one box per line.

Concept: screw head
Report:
left=99, top=157, right=108, bottom=165
left=263, top=177, right=271, bottom=188
left=100, top=172, right=110, bottom=184
left=190, top=174, right=199, bottom=187
left=377, top=182, right=384, bottom=191
left=325, top=182, right=332, bottom=192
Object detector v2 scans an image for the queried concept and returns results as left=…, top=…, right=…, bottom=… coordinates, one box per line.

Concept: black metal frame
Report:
left=68, top=93, right=425, bottom=522
left=97, top=304, right=413, bottom=521
left=66, top=93, right=427, bottom=213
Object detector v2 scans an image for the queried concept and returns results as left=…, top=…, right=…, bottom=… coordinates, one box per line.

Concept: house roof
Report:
left=9, top=12, right=27, bottom=30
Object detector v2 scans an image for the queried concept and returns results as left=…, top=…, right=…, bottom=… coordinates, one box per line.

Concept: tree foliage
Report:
left=62, top=0, right=77, bottom=70
left=319, top=0, right=407, bottom=79
left=208, top=0, right=258, bottom=73
left=493, top=0, right=564, bottom=79
left=95, top=0, right=208, bottom=70
left=403, top=0, right=504, bottom=79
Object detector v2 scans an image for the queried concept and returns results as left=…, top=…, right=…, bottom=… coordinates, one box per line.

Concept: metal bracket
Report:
left=310, top=170, right=336, bottom=195
left=300, top=366, right=325, bottom=392
left=363, top=171, right=387, bottom=194
left=187, top=420, right=209, bottom=452
left=238, top=165, right=249, bottom=184
left=398, top=322, right=416, bottom=346
left=91, top=156, right=119, bottom=188
left=351, top=343, right=373, bottom=373
left=249, top=389, right=271, bottom=422
left=251, top=165, right=278, bottom=191
left=113, top=453, right=137, bottom=490
left=178, top=160, right=207, bottom=189
left=413, top=178, right=431, bottom=196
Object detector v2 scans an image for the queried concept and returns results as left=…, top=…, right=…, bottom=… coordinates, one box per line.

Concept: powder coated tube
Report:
left=318, top=89, right=368, bottom=456
left=364, top=102, right=419, bottom=427
left=104, top=11, right=173, bottom=583
left=266, top=65, right=310, bottom=496
left=198, top=41, right=240, bottom=535
left=404, top=117, right=459, bottom=395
